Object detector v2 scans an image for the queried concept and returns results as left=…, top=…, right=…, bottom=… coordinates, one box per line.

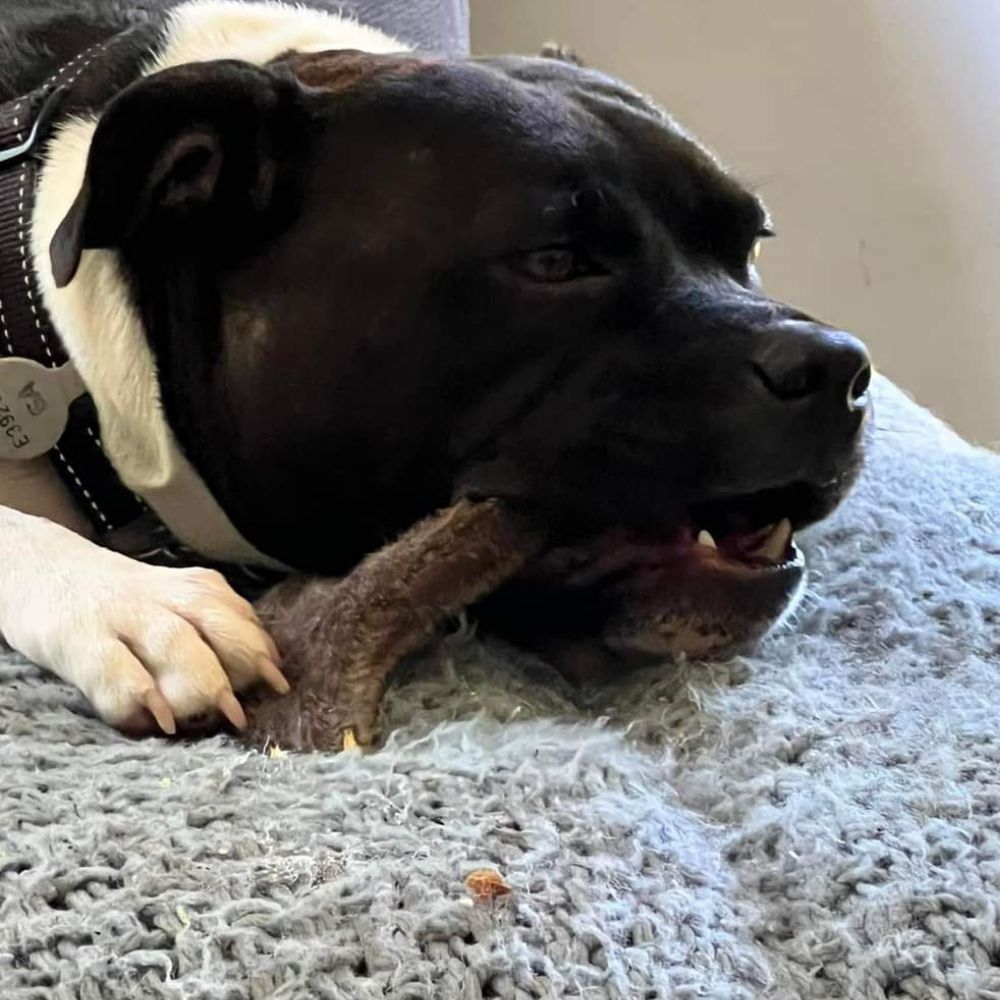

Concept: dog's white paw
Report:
left=0, top=514, right=288, bottom=736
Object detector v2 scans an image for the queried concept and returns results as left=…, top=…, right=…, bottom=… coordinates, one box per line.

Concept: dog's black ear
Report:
left=540, top=42, right=584, bottom=67
left=50, top=60, right=305, bottom=288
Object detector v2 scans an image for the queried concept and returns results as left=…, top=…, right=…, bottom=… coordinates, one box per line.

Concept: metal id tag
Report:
left=0, top=357, right=88, bottom=460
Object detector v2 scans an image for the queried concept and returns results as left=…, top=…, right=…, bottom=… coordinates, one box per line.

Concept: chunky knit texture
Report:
left=2, top=376, right=999, bottom=999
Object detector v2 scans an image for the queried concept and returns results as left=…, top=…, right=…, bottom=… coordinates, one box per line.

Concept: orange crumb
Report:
left=465, top=868, right=511, bottom=902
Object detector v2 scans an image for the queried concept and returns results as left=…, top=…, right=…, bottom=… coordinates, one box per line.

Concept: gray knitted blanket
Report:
left=2, top=375, right=999, bottom=1000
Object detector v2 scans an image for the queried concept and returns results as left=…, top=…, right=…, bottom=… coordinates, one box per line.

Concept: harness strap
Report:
left=0, top=20, right=290, bottom=595
left=0, top=27, right=161, bottom=533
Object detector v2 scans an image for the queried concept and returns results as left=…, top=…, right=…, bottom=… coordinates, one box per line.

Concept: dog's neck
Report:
left=20, top=0, right=405, bottom=567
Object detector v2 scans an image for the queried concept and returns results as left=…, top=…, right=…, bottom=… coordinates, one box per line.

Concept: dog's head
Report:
left=51, top=50, right=870, bottom=665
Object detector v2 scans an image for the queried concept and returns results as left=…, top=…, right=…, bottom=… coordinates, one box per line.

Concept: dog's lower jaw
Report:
left=603, top=551, right=809, bottom=660
left=474, top=512, right=814, bottom=684
left=497, top=557, right=809, bottom=688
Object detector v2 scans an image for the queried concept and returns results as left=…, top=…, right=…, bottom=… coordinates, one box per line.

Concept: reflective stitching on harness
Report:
left=53, top=444, right=111, bottom=529
left=0, top=304, right=12, bottom=354
left=17, top=164, right=54, bottom=362
left=0, top=26, right=158, bottom=534
left=11, top=99, right=23, bottom=140
left=0, top=291, right=12, bottom=354
left=10, top=38, right=113, bottom=524
left=0, top=99, right=25, bottom=353
left=20, top=41, right=111, bottom=366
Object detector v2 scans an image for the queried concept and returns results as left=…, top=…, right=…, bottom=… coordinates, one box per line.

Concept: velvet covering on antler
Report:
left=243, top=500, right=543, bottom=752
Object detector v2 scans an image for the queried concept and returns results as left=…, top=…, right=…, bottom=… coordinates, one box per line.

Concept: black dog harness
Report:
left=0, top=26, right=163, bottom=533
left=0, top=24, right=284, bottom=594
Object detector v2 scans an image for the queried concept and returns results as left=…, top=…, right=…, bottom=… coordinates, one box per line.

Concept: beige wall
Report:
left=470, top=0, right=1000, bottom=447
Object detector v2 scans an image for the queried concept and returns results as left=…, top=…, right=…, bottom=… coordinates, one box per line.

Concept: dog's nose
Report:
left=752, top=323, right=871, bottom=412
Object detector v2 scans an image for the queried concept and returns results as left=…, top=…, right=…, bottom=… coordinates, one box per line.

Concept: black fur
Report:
left=52, top=49, right=869, bottom=577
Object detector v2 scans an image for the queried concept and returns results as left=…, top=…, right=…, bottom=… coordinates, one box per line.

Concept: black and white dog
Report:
left=0, top=1, right=870, bottom=737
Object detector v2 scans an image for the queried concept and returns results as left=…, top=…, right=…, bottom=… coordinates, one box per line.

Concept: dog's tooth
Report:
left=697, top=529, right=718, bottom=549
left=752, top=518, right=793, bottom=562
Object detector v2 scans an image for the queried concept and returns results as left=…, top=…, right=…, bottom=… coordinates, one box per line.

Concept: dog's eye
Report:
left=748, top=228, right=774, bottom=268
left=509, top=247, right=592, bottom=283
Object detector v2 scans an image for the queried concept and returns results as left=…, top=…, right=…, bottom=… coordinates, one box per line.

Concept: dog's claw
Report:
left=257, top=655, right=291, bottom=695
left=217, top=689, right=247, bottom=730
left=142, top=687, right=177, bottom=735
left=262, top=633, right=282, bottom=668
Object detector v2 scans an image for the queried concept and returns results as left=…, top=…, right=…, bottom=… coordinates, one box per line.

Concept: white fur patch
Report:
left=152, top=0, right=406, bottom=69
left=30, top=1, right=408, bottom=566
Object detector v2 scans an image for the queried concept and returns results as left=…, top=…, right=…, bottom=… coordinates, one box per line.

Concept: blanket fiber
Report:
left=2, top=375, right=999, bottom=1000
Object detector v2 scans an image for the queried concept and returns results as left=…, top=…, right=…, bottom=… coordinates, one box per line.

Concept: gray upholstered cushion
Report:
left=335, top=0, right=469, bottom=55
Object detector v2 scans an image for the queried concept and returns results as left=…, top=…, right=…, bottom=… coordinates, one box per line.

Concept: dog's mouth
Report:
left=531, top=479, right=822, bottom=582
left=478, top=480, right=839, bottom=675
left=542, top=508, right=801, bottom=588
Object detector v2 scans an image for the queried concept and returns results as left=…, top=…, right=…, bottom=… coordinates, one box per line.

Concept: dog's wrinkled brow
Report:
left=277, top=50, right=440, bottom=94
